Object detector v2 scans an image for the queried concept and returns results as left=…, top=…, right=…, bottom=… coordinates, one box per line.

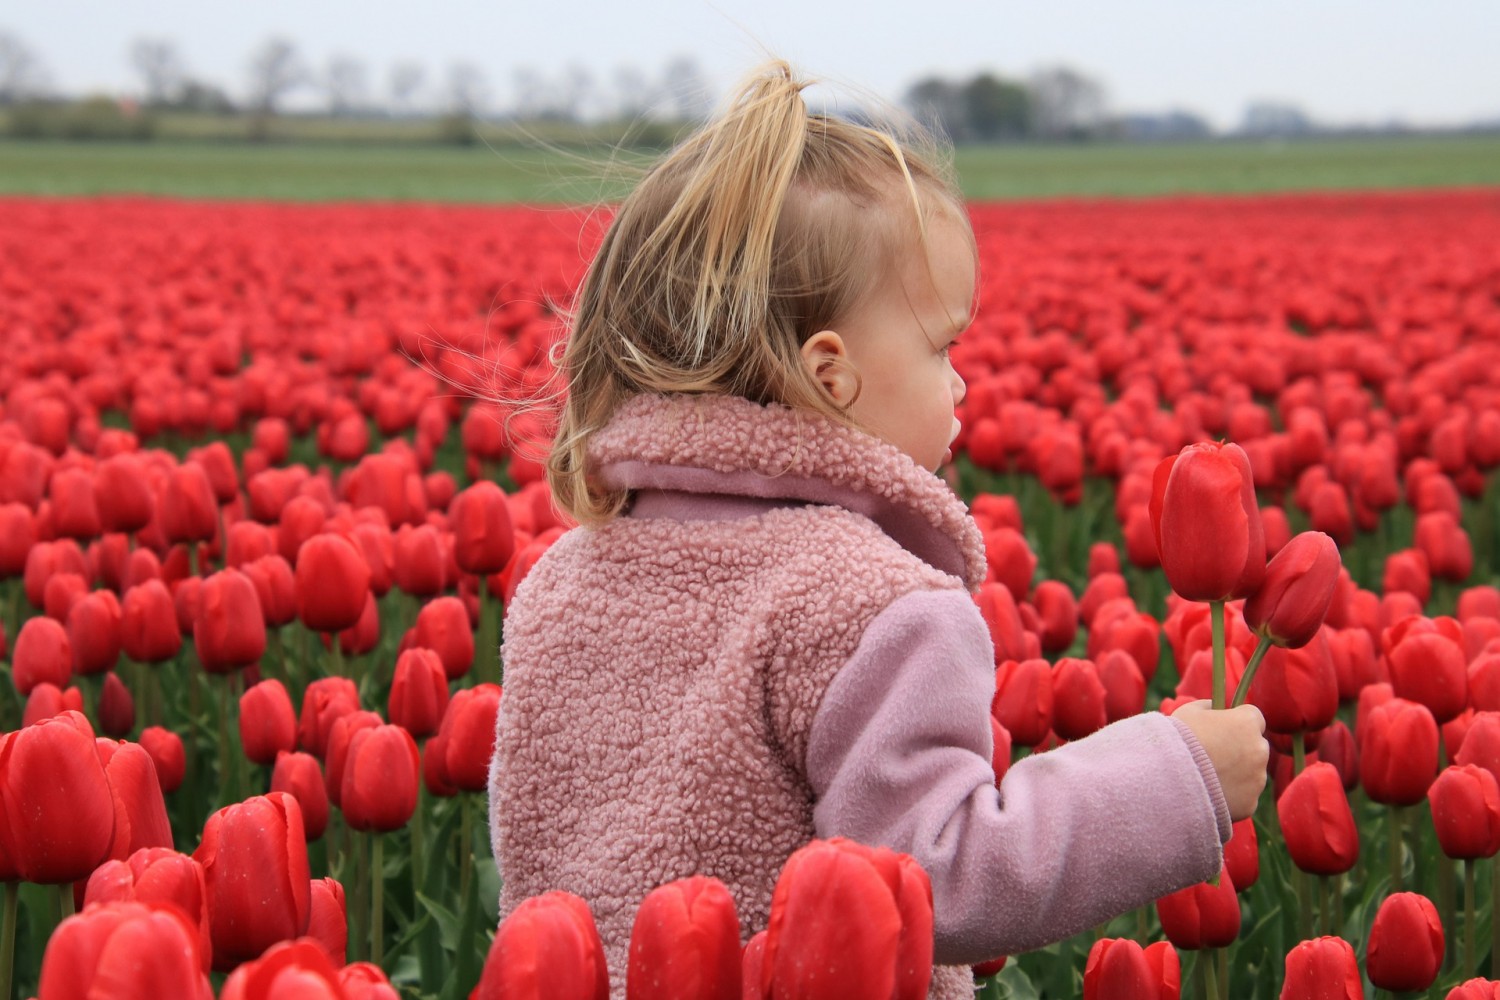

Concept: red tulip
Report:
left=161, top=462, right=219, bottom=545
left=341, top=724, right=420, bottom=832
left=761, top=837, right=933, bottom=1000
left=0, top=502, right=38, bottom=578
left=240, top=678, right=298, bottom=765
left=414, top=595, right=475, bottom=680
left=1247, top=631, right=1339, bottom=735
left=37, top=900, right=211, bottom=1000
left=24, top=681, right=86, bottom=727
left=99, top=671, right=136, bottom=737
left=12, top=614, right=73, bottom=695
left=1279, top=936, right=1362, bottom=1000
left=1445, top=980, right=1500, bottom=1000
left=1278, top=762, right=1359, bottom=875
left=44, top=571, right=90, bottom=622
left=97, top=738, right=174, bottom=862
left=1328, top=627, right=1378, bottom=704
left=991, top=658, right=1054, bottom=747
left=1427, top=764, right=1500, bottom=859
left=451, top=480, right=516, bottom=575
left=389, top=647, right=450, bottom=738
left=271, top=751, right=330, bottom=842
left=277, top=495, right=327, bottom=565
left=94, top=454, right=156, bottom=534
left=393, top=522, right=446, bottom=597
left=1031, top=580, right=1078, bottom=653
left=1360, top=698, right=1439, bottom=806
left=138, top=725, right=186, bottom=793
left=1243, top=531, right=1340, bottom=648
left=1387, top=629, right=1468, bottom=724
left=122, top=578, right=182, bottom=663
left=295, top=532, right=372, bottom=633
left=1315, top=720, right=1360, bottom=791
left=308, top=876, right=348, bottom=965
left=1079, top=572, right=1129, bottom=627
left=189, top=442, right=239, bottom=504
left=0, top=711, right=114, bottom=883
left=194, top=791, right=312, bottom=970
left=1149, top=441, right=1265, bottom=602
left=976, top=582, right=1039, bottom=662
left=219, top=938, right=342, bottom=1000
left=1224, top=817, right=1259, bottom=890
left=225, top=520, right=276, bottom=569
left=476, top=891, right=609, bottom=1000
left=68, top=588, right=123, bottom=676
left=25, top=538, right=90, bottom=610
left=345, top=453, right=427, bottom=528
left=440, top=683, right=503, bottom=791
left=298, top=676, right=360, bottom=759
left=324, top=710, right=382, bottom=807
left=1083, top=938, right=1155, bottom=999
left=336, top=591, right=381, bottom=656
left=1367, top=892, right=1443, bottom=992
left=1096, top=649, right=1146, bottom=723
left=50, top=466, right=102, bottom=540
left=194, top=569, right=266, bottom=674
left=351, top=522, right=394, bottom=597
left=1415, top=510, right=1474, bottom=582
left=627, top=876, right=740, bottom=1000
left=984, top=526, right=1036, bottom=603
left=242, top=554, right=298, bottom=628
left=84, top=848, right=211, bottom=972
left=1155, top=863, right=1239, bottom=950
left=340, top=962, right=400, bottom=1000
left=422, top=727, right=457, bottom=798
left=1051, top=657, right=1108, bottom=740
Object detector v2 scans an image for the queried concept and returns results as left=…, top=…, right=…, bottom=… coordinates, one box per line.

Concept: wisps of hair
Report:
left=495, top=58, right=967, bottom=527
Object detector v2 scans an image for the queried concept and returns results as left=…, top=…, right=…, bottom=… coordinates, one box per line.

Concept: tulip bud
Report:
left=440, top=684, right=503, bottom=792
left=1243, top=531, right=1340, bottom=649
left=240, top=679, right=298, bottom=765
left=1360, top=698, right=1440, bottom=806
left=194, top=570, right=266, bottom=674
left=138, top=725, right=186, bottom=793
left=1155, top=863, right=1239, bottom=950
left=389, top=647, right=450, bottom=738
left=37, top=901, right=211, bottom=1000
left=1279, top=936, right=1361, bottom=1000
left=1366, top=892, right=1444, bottom=992
left=627, top=876, right=740, bottom=1000
left=295, top=533, right=372, bottom=633
left=475, top=891, right=609, bottom=1000
left=341, top=724, right=420, bottom=833
left=1427, top=764, right=1500, bottom=860
left=1278, top=762, right=1359, bottom=875
left=761, top=837, right=933, bottom=1000
left=194, top=792, right=312, bottom=970
left=0, top=711, right=115, bottom=883
left=122, top=578, right=182, bottom=663
left=414, top=595, right=475, bottom=680
left=84, top=848, right=211, bottom=971
left=272, top=751, right=330, bottom=842
left=308, top=877, right=348, bottom=965
left=1083, top=938, right=1155, bottom=999
left=1149, top=442, right=1266, bottom=602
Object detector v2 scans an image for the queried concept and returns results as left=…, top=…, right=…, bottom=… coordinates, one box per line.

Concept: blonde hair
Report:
left=543, top=59, right=970, bottom=526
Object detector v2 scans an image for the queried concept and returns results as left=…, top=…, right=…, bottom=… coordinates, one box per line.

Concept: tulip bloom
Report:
left=1366, top=892, right=1444, bottom=992
left=324, top=710, right=383, bottom=808
left=12, top=614, right=73, bottom=695
left=451, top=480, right=517, bottom=575
left=308, top=876, right=348, bottom=965
left=991, top=658, right=1054, bottom=747
left=138, top=725, right=186, bottom=793
left=194, top=792, right=312, bottom=970
left=97, top=738, right=174, bottom=861
left=341, top=724, right=420, bottom=833
left=1051, top=657, right=1108, bottom=740
left=414, top=595, right=476, bottom=680
left=272, top=751, right=331, bottom=842
left=1243, top=531, right=1340, bottom=648
left=1360, top=698, right=1440, bottom=806
left=1279, top=936, right=1361, bottom=1000
left=0, top=711, right=115, bottom=883
left=295, top=532, right=372, bottom=633
left=1155, top=863, right=1239, bottom=950
left=761, top=837, right=933, bottom=1000
left=627, top=876, right=740, bottom=1000
left=50, top=466, right=102, bottom=540
left=219, top=938, right=344, bottom=1000
left=84, top=848, right=211, bottom=971
left=242, top=554, right=298, bottom=628
left=1224, top=817, right=1260, bottom=891
left=122, top=578, right=183, bottom=663
left=1428, top=764, right=1500, bottom=859
left=976, top=584, right=1039, bottom=663
left=388, top=647, right=450, bottom=738
left=983, top=526, right=1036, bottom=604
left=475, top=891, right=609, bottom=1000
left=194, top=569, right=266, bottom=674
left=94, top=454, right=156, bottom=534
left=160, top=462, right=219, bottom=545
left=1247, top=632, right=1339, bottom=735
left=1083, top=938, right=1155, bottom=999
left=99, top=671, right=136, bottom=738
left=440, top=684, right=503, bottom=792
left=298, top=676, right=361, bottom=759
left=1387, top=629, right=1468, bottom=724
left=1149, top=441, right=1265, bottom=602
left=37, top=900, right=212, bottom=1000
left=240, top=678, right=298, bottom=765
left=1031, top=580, right=1078, bottom=653
left=393, top=523, right=447, bottom=597
left=1278, top=762, right=1359, bottom=875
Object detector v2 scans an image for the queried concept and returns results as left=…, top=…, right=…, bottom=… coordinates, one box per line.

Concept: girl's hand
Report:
left=1173, top=700, right=1269, bottom=822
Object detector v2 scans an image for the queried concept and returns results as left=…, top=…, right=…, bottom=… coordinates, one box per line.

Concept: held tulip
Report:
left=475, top=891, right=609, bottom=1000
left=1278, top=762, right=1359, bottom=875
left=761, top=837, right=933, bottom=1000
left=627, top=876, right=741, bottom=1000
left=1279, top=936, right=1362, bottom=1000
left=295, top=532, right=372, bottom=633
left=0, top=711, right=115, bottom=883
left=1155, top=863, right=1239, bottom=950
left=341, top=725, right=421, bottom=833
left=1366, top=892, right=1444, bottom=992
left=194, top=792, right=312, bottom=970
left=37, top=901, right=212, bottom=1000
left=1149, top=441, right=1266, bottom=602
left=1427, top=764, right=1500, bottom=859
left=1243, top=531, right=1341, bottom=648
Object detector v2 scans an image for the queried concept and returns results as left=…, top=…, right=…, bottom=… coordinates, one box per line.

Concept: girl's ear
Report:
left=799, top=330, right=858, bottom=405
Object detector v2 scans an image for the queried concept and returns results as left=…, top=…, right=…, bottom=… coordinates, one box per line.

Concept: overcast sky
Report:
left=7, top=1, right=1498, bottom=130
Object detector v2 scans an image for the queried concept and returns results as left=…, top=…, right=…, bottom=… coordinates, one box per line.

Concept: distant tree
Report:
left=611, top=64, right=655, bottom=120
left=176, top=78, right=236, bottom=114
left=246, top=37, right=306, bottom=121
left=662, top=56, right=712, bottom=121
left=962, top=73, right=1030, bottom=140
left=904, top=76, right=968, bottom=141
left=0, top=30, right=50, bottom=106
left=446, top=62, right=488, bottom=115
left=324, top=55, right=368, bottom=116
left=558, top=64, right=598, bottom=122
left=388, top=61, right=425, bottom=115
left=1028, top=66, right=1107, bottom=139
left=1240, top=100, right=1314, bottom=137
left=129, top=38, right=185, bottom=107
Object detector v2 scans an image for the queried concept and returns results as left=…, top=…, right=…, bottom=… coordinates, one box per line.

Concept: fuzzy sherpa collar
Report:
left=588, top=393, right=987, bottom=591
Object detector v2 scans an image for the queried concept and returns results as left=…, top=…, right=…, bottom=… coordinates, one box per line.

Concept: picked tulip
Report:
left=1243, top=531, right=1340, bottom=648
left=1149, top=441, right=1265, bottom=602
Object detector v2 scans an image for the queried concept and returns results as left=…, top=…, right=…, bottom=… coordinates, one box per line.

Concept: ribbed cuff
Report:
left=1168, top=715, right=1235, bottom=843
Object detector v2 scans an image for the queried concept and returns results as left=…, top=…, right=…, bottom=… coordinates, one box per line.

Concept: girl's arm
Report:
left=806, top=587, right=1230, bottom=966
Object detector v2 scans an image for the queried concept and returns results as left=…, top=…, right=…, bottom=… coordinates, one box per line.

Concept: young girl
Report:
left=488, top=60, right=1268, bottom=997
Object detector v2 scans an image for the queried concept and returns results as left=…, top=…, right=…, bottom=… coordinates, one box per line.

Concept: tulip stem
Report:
left=1292, top=731, right=1306, bottom=776
left=1198, top=949, right=1219, bottom=1000
left=411, top=780, right=425, bottom=915
left=1210, top=601, right=1227, bottom=710
left=371, top=832, right=384, bottom=970
left=57, top=883, right=73, bottom=920
left=1388, top=807, right=1403, bottom=892
left=1, top=881, right=17, bottom=1000
left=1230, top=636, right=1273, bottom=709
left=459, top=793, right=475, bottom=906
left=1217, top=944, right=1227, bottom=1000
left=218, top=674, right=236, bottom=805
left=1492, top=853, right=1499, bottom=983
left=1464, top=857, right=1475, bottom=980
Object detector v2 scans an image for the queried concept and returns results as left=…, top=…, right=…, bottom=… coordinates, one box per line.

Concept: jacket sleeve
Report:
left=805, top=587, right=1230, bottom=965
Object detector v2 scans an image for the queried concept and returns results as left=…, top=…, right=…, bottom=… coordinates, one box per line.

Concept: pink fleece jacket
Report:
left=488, top=392, right=1229, bottom=1000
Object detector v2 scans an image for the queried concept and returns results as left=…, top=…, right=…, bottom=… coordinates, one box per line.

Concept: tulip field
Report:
left=1, top=185, right=1499, bottom=999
